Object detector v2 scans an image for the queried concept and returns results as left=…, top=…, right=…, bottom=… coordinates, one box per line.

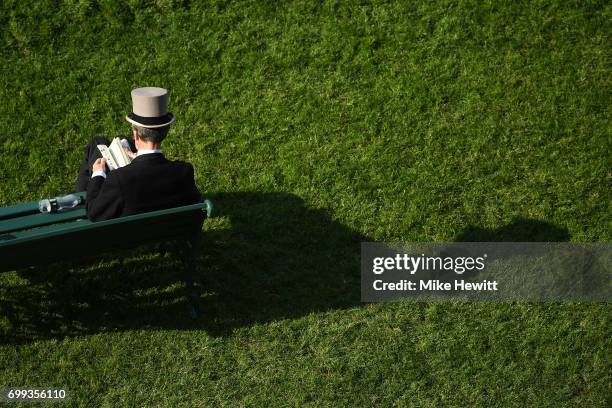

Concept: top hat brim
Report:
left=126, top=112, right=175, bottom=128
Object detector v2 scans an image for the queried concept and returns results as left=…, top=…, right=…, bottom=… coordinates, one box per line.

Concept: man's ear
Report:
left=132, top=129, right=139, bottom=140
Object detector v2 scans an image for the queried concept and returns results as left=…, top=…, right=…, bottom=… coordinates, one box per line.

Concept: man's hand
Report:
left=92, top=158, right=107, bottom=173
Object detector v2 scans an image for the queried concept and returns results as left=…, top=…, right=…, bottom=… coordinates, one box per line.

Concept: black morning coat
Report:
left=86, top=153, right=202, bottom=221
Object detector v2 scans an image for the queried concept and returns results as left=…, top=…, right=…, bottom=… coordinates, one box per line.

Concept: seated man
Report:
left=75, top=87, right=201, bottom=221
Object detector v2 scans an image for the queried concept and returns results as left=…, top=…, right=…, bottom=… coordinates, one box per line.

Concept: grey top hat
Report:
left=126, top=87, right=175, bottom=128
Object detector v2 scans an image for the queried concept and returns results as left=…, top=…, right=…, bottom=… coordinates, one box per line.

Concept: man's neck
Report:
left=138, top=143, right=161, bottom=151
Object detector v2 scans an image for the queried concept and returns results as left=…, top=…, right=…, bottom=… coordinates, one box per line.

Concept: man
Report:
left=76, top=87, right=201, bottom=221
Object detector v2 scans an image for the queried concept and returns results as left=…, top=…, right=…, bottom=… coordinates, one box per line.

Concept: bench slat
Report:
left=0, top=201, right=209, bottom=248
left=0, top=208, right=87, bottom=234
left=0, top=201, right=40, bottom=221
left=0, top=196, right=212, bottom=273
left=0, top=192, right=87, bottom=221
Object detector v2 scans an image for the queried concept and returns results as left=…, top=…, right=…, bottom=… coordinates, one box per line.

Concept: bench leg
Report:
left=179, top=239, right=200, bottom=319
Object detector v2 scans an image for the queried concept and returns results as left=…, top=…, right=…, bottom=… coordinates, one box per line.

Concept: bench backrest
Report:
left=0, top=197, right=212, bottom=272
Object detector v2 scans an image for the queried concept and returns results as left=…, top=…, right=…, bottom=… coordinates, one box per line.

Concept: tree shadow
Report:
left=0, top=192, right=367, bottom=344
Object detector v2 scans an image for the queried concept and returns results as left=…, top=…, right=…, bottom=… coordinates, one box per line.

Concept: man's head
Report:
left=132, top=124, right=170, bottom=148
left=126, top=87, right=175, bottom=149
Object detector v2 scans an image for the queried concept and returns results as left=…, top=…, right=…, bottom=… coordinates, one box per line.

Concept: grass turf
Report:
left=0, top=0, right=610, bottom=406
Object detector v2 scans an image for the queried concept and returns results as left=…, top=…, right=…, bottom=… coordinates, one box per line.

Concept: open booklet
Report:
left=97, top=137, right=133, bottom=171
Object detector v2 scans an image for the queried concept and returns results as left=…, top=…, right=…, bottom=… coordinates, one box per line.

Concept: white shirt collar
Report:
left=136, top=149, right=163, bottom=157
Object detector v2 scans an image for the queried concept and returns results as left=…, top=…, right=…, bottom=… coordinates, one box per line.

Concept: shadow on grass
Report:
left=0, top=192, right=366, bottom=344
left=0, top=203, right=571, bottom=344
left=383, top=218, right=572, bottom=298
left=455, top=218, right=570, bottom=242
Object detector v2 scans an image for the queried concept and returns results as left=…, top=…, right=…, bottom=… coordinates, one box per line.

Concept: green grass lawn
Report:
left=1, top=0, right=610, bottom=406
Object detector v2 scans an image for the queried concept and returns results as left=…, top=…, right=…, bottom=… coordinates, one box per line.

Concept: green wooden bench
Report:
left=0, top=191, right=213, bottom=318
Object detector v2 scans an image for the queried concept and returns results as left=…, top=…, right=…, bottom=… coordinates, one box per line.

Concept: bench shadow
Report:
left=0, top=192, right=366, bottom=344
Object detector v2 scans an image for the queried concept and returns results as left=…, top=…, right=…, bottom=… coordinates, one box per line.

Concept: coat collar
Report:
left=130, top=152, right=166, bottom=164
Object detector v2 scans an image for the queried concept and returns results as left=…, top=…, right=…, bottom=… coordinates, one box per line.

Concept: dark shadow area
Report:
left=380, top=218, right=573, bottom=300
left=454, top=220, right=609, bottom=302
left=454, top=218, right=571, bottom=242
left=444, top=218, right=573, bottom=299
left=1, top=210, right=573, bottom=344
left=197, top=192, right=368, bottom=336
left=0, top=192, right=367, bottom=344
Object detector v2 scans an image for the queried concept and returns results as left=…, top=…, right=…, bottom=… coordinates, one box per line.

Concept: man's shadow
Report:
left=0, top=192, right=367, bottom=343
left=454, top=218, right=570, bottom=242
left=390, top=218, right=572, bottom=301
